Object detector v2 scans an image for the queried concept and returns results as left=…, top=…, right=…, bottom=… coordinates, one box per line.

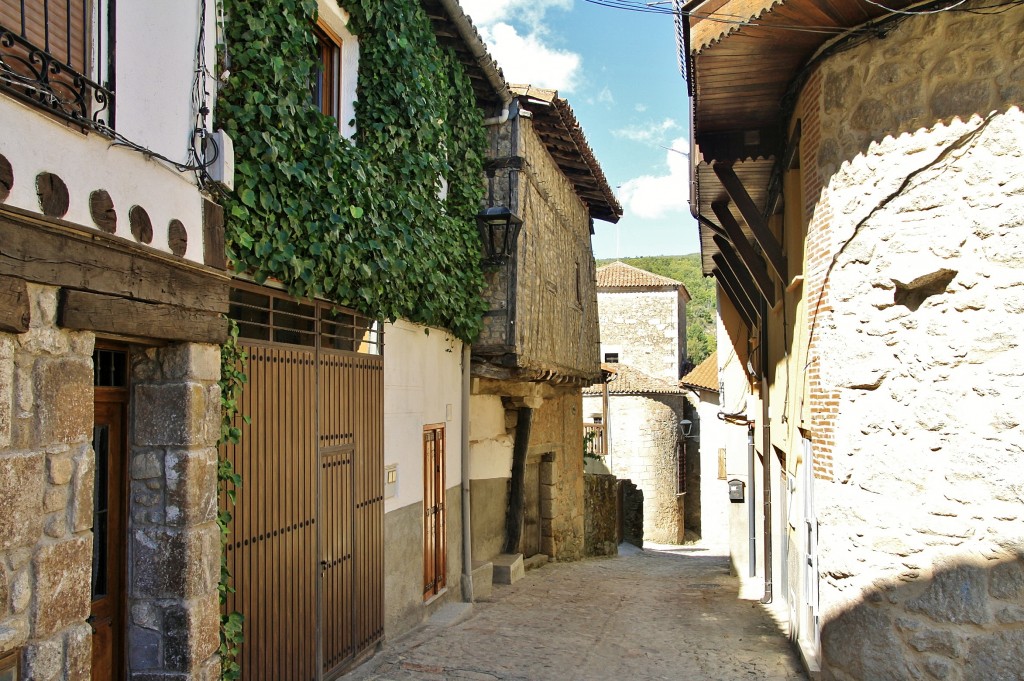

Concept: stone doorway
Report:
left=520, top=452, right=556, bottom=558
left=523, top=460, right=541, bottom=557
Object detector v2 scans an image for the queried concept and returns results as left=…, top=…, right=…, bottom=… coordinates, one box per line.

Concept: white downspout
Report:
left=436, top=0, right=512, bottom=127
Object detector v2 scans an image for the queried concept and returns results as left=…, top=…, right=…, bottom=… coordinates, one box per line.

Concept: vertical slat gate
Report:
left=422, top=426, right=446, bottom=600
left=223, top=345, right=318, bottom=681
left=224, top=286, right=384, bottom=681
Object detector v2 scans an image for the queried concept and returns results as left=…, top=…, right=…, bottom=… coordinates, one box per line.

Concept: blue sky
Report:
left=459, top=0, right=700, bottom=259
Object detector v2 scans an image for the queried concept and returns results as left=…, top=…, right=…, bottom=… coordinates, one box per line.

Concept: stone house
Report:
left=469, top=84, right=621, bottom=582
left=0, top=3, right=229, bottom=679
left=582, top=262, right=693, bottom=544
left=679, top=0, right=1024, bottom=676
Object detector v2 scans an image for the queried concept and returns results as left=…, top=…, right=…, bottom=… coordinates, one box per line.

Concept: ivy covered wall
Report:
left=218, top=0, right=490, bottom=342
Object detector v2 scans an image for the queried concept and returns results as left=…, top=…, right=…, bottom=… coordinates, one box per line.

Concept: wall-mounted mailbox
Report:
left=728, top=479, right=745, bottom=503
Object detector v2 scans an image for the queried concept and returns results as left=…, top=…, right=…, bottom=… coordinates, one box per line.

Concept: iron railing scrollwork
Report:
left=0, top=14, right=113, bottom=132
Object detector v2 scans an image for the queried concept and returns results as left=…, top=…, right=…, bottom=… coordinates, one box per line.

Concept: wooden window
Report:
left=575, top=261, right=582, bottom=306
left=423, top=425, right=446, bottom=600
left=0, top=647, right=19, bottom=681
left=311, top=22, right=341, bottom=118
left=604, top=352, right=619, bottom=363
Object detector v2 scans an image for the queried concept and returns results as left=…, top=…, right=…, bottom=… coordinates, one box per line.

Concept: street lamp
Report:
left=476, top=205, right=523, bottom=267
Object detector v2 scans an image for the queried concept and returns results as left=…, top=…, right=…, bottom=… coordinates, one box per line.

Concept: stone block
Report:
left=471, top=561, right=493, bottom=600
left=907, top=628, right=963, bottom=658
left=11, top=568, right=30, bottom=613
left=821, top=603, right=912, bottom=680
left=129, top=623, right=162, bottom=671
left=0, top=452, right=44, bottom=550
left=540, top=496, right=558, bottom=520
left=134, top=383, right=220, bottom=448
left=0, top=349, right=11, bottom=448
left=43, top=513, right=66, bottom=539
left=132, top=525, right=219, bottom=600
left=65, top=623, right=91, bottom=681
left=161, top=343, right=222, bottom=382
left=907, top=563, right=991, bottom=625
left=163, top=594, right=222, bottom=672
left=46, top=453, right=73, bottom=486
left=0, top=563, right=7, bottom=612
left=491, top=553, right=524, bottom=585
left=43, top=485, right=69, bottom=514
left=165, top=448, right=218, bottom=527
left=132, top=450, right=164, bottom=481
left=70, top=446, right=94, bottom=534
left=963, top=629, right=1024, bottom=679
left=32, top=535, right=91, bottom=637
left=22, top=635, right=62, bottom=681
left=0, top=613, right=28, bottom=650
left=988, top=557, right=1024, bottom=600
left=33, top=357, right=92, bottom=445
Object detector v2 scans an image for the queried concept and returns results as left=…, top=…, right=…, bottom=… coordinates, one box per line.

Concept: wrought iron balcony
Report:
left=0, top=0, right=113, bottom=131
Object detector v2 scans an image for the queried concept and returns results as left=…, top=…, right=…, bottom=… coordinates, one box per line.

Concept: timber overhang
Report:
left=683, top=0, right=922, bottom=279
left=512, top=85, right=623, bottom=225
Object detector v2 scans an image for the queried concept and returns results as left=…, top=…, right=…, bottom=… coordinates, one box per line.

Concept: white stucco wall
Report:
left=468, top=394, right=513, bottom=480
left=382, top=321, right=464, bottom=514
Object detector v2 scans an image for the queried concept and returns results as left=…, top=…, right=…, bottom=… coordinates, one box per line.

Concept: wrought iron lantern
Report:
left=476, top=205, right=523, bottom=267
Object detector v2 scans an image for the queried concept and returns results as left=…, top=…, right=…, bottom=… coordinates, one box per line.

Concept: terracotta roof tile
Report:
left=596, top=261, right=688, bottom=291
left=680, top=351, right=719, bottom=392
left=583, top=364, right=685, bottom=395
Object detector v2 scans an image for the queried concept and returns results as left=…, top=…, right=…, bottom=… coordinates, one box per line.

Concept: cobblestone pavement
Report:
left=344, top=544, right=808, bottom=681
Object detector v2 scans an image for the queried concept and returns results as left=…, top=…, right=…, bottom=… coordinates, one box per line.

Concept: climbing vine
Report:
left=218, top=320, right=247, bottom=680
left=217, top=0, right=490, bottom=342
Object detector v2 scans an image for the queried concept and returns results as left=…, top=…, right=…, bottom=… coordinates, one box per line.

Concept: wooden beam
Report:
left=0, top=206, right=229, bottom=314
left=0, top=274, right=30, bottom=333
left=712, top=255, right=758, bottom=326
left=713, top=163, right=788, bottom=283
left=712, top=265, right=756, bottom=329
left=60, top=290, right=229, bottom=344
left=714, top=237, right=770, bottom=312
left=711, top=203, right=776, bottom=307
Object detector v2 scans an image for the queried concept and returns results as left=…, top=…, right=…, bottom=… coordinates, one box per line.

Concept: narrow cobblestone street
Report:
left=344, top=545, right=808, bottom=681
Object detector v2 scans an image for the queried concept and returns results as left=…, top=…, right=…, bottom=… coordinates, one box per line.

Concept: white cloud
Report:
left=613, top=118, right=680, bottom=143
left=596, top=87, right=615, bottom=105
left=478, top=22, right=582, bottom=92
left=461, top=0, right=572, bottom=31
left=616, top=137, right=691, bottom=220
left=635, top=103, right=648, bottom=113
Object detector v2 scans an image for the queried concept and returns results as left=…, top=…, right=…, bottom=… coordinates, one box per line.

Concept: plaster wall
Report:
left=784, top=3, right=1024, bottom=678
left=605, top=394, right=686, bottom=545
left=382, top=320, right=463, bottom=516
left=687, top=388, right=731, bottom=550
left=468, top=394, right=512, bottom=563
left=0, top=3, right=220, bottom=264
left=597, top=290, right=682, bottom=382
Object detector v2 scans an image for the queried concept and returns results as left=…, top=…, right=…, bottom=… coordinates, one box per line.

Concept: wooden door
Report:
left=522, top=461, right=541, bottom=558
left=423, top=426, right=446, bottom=600
left=91, top=347, right=128, bottom=681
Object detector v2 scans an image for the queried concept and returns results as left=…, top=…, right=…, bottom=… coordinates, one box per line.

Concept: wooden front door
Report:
left=423, top=425, right=446, bottom=600
left=91, top=347, right=128, bottom=681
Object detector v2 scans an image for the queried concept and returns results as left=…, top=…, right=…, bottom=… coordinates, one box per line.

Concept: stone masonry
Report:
left=793, top=2, right=1024, bottom=678
left=0, top=283, right=222, bottom=680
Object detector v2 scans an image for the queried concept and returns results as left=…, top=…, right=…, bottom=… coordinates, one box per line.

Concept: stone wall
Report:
left=793, top=2, right=1024, bottom=678
left=0, top=284, right=221, bottom=680
left=605, top=394, right=686, bottom=545
left=597, top=290, right=682, bottom=382
left=584, top=474, right=618, bottom=557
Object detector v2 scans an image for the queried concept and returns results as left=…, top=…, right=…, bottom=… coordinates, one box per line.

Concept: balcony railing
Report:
left=584, top=423, right=606, bottom=457
left=0, top=0, right=114, bottom=130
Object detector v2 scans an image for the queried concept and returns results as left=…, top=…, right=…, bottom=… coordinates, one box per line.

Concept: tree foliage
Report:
left=217, top=0, right=490, bottom=342
left=597, top=255, right=717, bottom=364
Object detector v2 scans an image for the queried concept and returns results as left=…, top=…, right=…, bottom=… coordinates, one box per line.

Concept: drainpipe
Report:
left=759, top=301, right=773, bottom=605
left=747, top=424, right=756, bottom=578
left=461, top=344, right=474, bottom=602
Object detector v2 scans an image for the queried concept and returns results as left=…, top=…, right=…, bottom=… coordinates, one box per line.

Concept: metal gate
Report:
left=223, top=285, right=384, bottom=680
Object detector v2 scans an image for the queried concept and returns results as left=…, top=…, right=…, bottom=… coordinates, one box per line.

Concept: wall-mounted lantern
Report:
left=476, top=205, right=523, bottom=267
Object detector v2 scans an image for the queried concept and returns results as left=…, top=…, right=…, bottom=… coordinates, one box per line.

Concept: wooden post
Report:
left=503, top=406, right=533, bottom=555
left=0, top=275, right=30, bottom=333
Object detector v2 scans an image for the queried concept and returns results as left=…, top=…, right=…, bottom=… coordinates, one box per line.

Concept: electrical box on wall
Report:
left=208, top=129, right=235, bottom=190
left=728, top=478, right=745, bottom=503
left=384, top=464, right=398, bottom=499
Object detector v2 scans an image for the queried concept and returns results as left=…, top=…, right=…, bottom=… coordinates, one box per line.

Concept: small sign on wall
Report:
left=384, top=464, right=398, bottom=499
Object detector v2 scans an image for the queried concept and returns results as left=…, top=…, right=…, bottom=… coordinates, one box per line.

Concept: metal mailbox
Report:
left=728, top=479, right=745, bottom=502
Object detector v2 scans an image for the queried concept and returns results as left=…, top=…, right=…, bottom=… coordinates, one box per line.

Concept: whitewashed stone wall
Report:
left=597, top=290, right=683, bottom=382
left=803, top=3, right=1024, bottom=678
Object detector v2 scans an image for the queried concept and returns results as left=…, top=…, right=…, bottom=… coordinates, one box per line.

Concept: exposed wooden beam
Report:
left=0, top=274, right=30, bottom=333
left=712, top=254, right=759, bottom=325
left=713, top=162, right=787, bottom=283
left=712, top=247, right=764, bottom=322
left=711, top=203, right=776, bottom=307
left=0, top=206, right=229, bottom=314
left=712, top=265, right=756, bottom=329
left=60, top=290, right=229, bottom=344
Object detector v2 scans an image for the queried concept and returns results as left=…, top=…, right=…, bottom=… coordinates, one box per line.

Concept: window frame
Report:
left=311, top=20, right=342, bottom=119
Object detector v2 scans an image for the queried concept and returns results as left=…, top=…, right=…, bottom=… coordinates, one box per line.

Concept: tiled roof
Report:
left=583, top=364, right=685, bottom=396
left=680, top=351, right=719, bottom=393
left=511, top=85, right=623, bottom=224
left=596, top=261, right=688, bottom=292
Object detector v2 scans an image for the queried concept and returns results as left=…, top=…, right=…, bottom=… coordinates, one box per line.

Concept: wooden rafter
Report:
left=711, top=202, right=776, bottom=307
left=713, top=162, right=787, bottom=283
